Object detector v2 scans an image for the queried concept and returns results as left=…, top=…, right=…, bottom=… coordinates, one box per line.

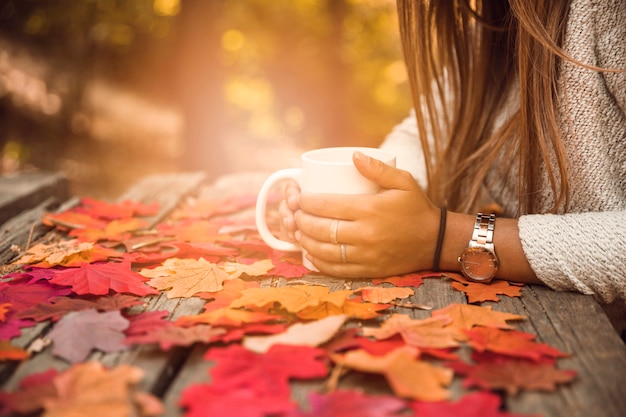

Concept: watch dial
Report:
left=459, top=248, right=498, bottom=282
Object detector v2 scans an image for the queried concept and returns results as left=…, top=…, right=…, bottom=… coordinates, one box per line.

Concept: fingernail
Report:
left=294, top=230, right=301, bottom=242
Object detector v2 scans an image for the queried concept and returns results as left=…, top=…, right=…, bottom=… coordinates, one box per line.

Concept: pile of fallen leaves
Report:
left=0, top=194, right=576, bottom=416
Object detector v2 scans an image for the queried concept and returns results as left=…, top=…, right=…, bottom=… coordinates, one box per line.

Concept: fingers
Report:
left=353, top=151, right=417, bottom=191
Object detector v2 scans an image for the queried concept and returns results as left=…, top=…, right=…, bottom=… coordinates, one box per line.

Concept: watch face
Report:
left=459, top=247, right=498, bottom=282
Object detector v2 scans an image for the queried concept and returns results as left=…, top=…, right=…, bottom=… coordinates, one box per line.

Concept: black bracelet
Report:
left=433, top=206, right=447, bottom=272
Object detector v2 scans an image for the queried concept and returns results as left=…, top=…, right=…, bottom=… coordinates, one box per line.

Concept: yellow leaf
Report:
left=140, top=257, right=229, bottom=298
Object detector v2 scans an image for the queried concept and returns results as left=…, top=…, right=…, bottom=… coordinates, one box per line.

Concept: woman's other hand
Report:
left=278, top=179, right=300, bottom=242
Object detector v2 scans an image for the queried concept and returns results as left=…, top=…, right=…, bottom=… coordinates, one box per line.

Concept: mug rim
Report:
left=302, top=146, right=395, bottom=165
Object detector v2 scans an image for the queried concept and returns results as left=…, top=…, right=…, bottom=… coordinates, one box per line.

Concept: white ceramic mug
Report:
left=255, top=146, right=396, bottom=270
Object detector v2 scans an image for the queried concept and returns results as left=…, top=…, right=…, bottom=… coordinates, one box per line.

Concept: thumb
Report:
left=353, top=151, right=416, bottom=191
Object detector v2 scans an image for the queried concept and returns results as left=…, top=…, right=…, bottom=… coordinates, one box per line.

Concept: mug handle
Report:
left=255, top=168, right=302, bottom=252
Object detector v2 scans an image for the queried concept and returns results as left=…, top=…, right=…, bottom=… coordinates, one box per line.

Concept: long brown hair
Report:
left=396, top=0, right=574, bottom=215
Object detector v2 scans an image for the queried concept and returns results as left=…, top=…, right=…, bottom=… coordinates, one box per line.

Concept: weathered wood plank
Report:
left=498, top=286, right=626, bottom=417
left=0, top=172, right=68, bottom=226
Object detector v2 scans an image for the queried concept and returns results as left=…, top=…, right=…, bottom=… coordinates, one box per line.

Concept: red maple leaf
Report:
left=295, top=390, right=407, bottom=417
left=179, top=383, right=296, bottom=417
left=49, top=261, right=159, bottom=296
left=124, top=310, right=171, bottom=337
left=0, top=368, right=59, bottom=415
left=371, top=270, right=439, bottom=287
left=205, top=344, right=328, bottom=399
left=464, top=327, right=570, bottom=361
left=410, top=391, right=539, bottom=417
left=0, top=280, right=71, bottom=310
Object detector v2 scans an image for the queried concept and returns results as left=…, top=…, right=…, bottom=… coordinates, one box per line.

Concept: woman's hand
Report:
left=294, top=151, right=440, bottom=278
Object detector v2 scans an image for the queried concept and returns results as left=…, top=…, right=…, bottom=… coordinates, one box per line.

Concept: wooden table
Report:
left=1, top=171, right=625, bottom=417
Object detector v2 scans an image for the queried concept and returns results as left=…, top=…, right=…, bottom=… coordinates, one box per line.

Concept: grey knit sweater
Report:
left=381, top=0, right=626, bottom=305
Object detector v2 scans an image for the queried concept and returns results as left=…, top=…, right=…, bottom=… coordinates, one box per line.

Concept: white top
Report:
left=381, top=0, right=626, bottom=304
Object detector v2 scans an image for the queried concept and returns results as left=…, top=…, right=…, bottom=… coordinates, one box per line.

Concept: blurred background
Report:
left=0, top=0, right=411, bottom=199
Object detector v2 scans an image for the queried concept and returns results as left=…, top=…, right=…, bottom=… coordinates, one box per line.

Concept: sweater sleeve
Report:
left=379, top=109, right=429, bottom=188
left=518, top=211, right=626, bottom=304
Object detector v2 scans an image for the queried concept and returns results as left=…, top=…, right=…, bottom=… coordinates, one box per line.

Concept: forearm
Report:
left=440, top=212, right=542, bottom=285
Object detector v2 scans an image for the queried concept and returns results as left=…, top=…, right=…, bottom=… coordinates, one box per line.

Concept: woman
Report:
left=279, top=0, right=626, bottom=307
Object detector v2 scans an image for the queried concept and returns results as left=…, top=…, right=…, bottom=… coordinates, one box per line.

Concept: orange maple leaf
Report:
left=220, top=259, right=274, bottom=279
left=449, top=279, right=523, bottom=303
left=197, top=278, right=261, bottom=312
left=357, top=286, right=414, bottom=303
left=331, top=346, right=453, bottom=401
left=432, top=303, right=525, bottom=341
left=297, top=299, right=391, bottom=320
left=140, top=257, right=230, bottom=298
left=176, top=307, right=283, bottom=327
left=14, top=240, right=122, bottom=267
left=230, top=285, right=353, bottom=314
left=362, top=314, right=459, bottom=350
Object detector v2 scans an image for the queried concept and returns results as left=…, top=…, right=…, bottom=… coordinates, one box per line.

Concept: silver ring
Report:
left=340, top=243, right=347, bottom=263
left=330, top=219, right=340, bottom=244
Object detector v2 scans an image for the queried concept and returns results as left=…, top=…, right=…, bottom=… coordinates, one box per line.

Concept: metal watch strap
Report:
left=472, top=212, right=495, bottom=246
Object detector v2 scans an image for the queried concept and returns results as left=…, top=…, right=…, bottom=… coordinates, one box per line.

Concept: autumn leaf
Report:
left=432, top=303, right=525, bottom=341
left=215, top=323, right=288, bottom=344
left=124, top=310, right=170, bottom=338
left=220, top=259, right=274, bottom=279
left=331, top=346, right=453, bottom=401
left=230, top=284, right=353, bottom=313
left=362, top=314, right=459, bottom=350
left=17, top=294, right=145, bottom=322
left=450, top=280, right=523, bottom=303
left=156, top=219, right=228, bottom=242
left=140, top=257, right=230, bottom=298
left=49, top=261, right=158, bottom=296
left=14, top=239, right=122, bottom=267
left=268, top=251, right=310, bottom=278
left=177, top=307, right=283, bottom=327
left=371, top=270, right=439, bottom=287
left=197, top=277, right=260, bottom=311
left=0, top=317, right=37, bottom=339
left=357, top=286, right=414, bottom=303
left=41, top=362, right=163, bottom=417
left=451, top=357, right=576, bottom=395
left=76, top=197, right=159, bottom=219
left=179, top=383, right=296, bottom=417
left=297, top=299, right=391, bottom=320
left=464, top=327, right=570, bottom=361
left=0, top=340, right=30, bottom=361
left=410, top=391, right=537, bottom=417
left=0, top=369, right=59, bottom=415
left=294, top=390, right=407, bottom=417
left=0, top=279, right=71, bottom=310
left=127, top=324, right=227, bottom=350
left=0, top=303, right=10, bottom=321
left=48, top=309, right=130, bottom=363
left=69, top=217, right=149, bottom=242
left=42, top=211, right=107, bottom=231
left=243, top=314, right=348, bottom=353
left=205, top=343, right=328, bottom=399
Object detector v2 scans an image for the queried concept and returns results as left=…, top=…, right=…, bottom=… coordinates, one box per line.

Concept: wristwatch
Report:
left=457, top=213, right=499, bottom=283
